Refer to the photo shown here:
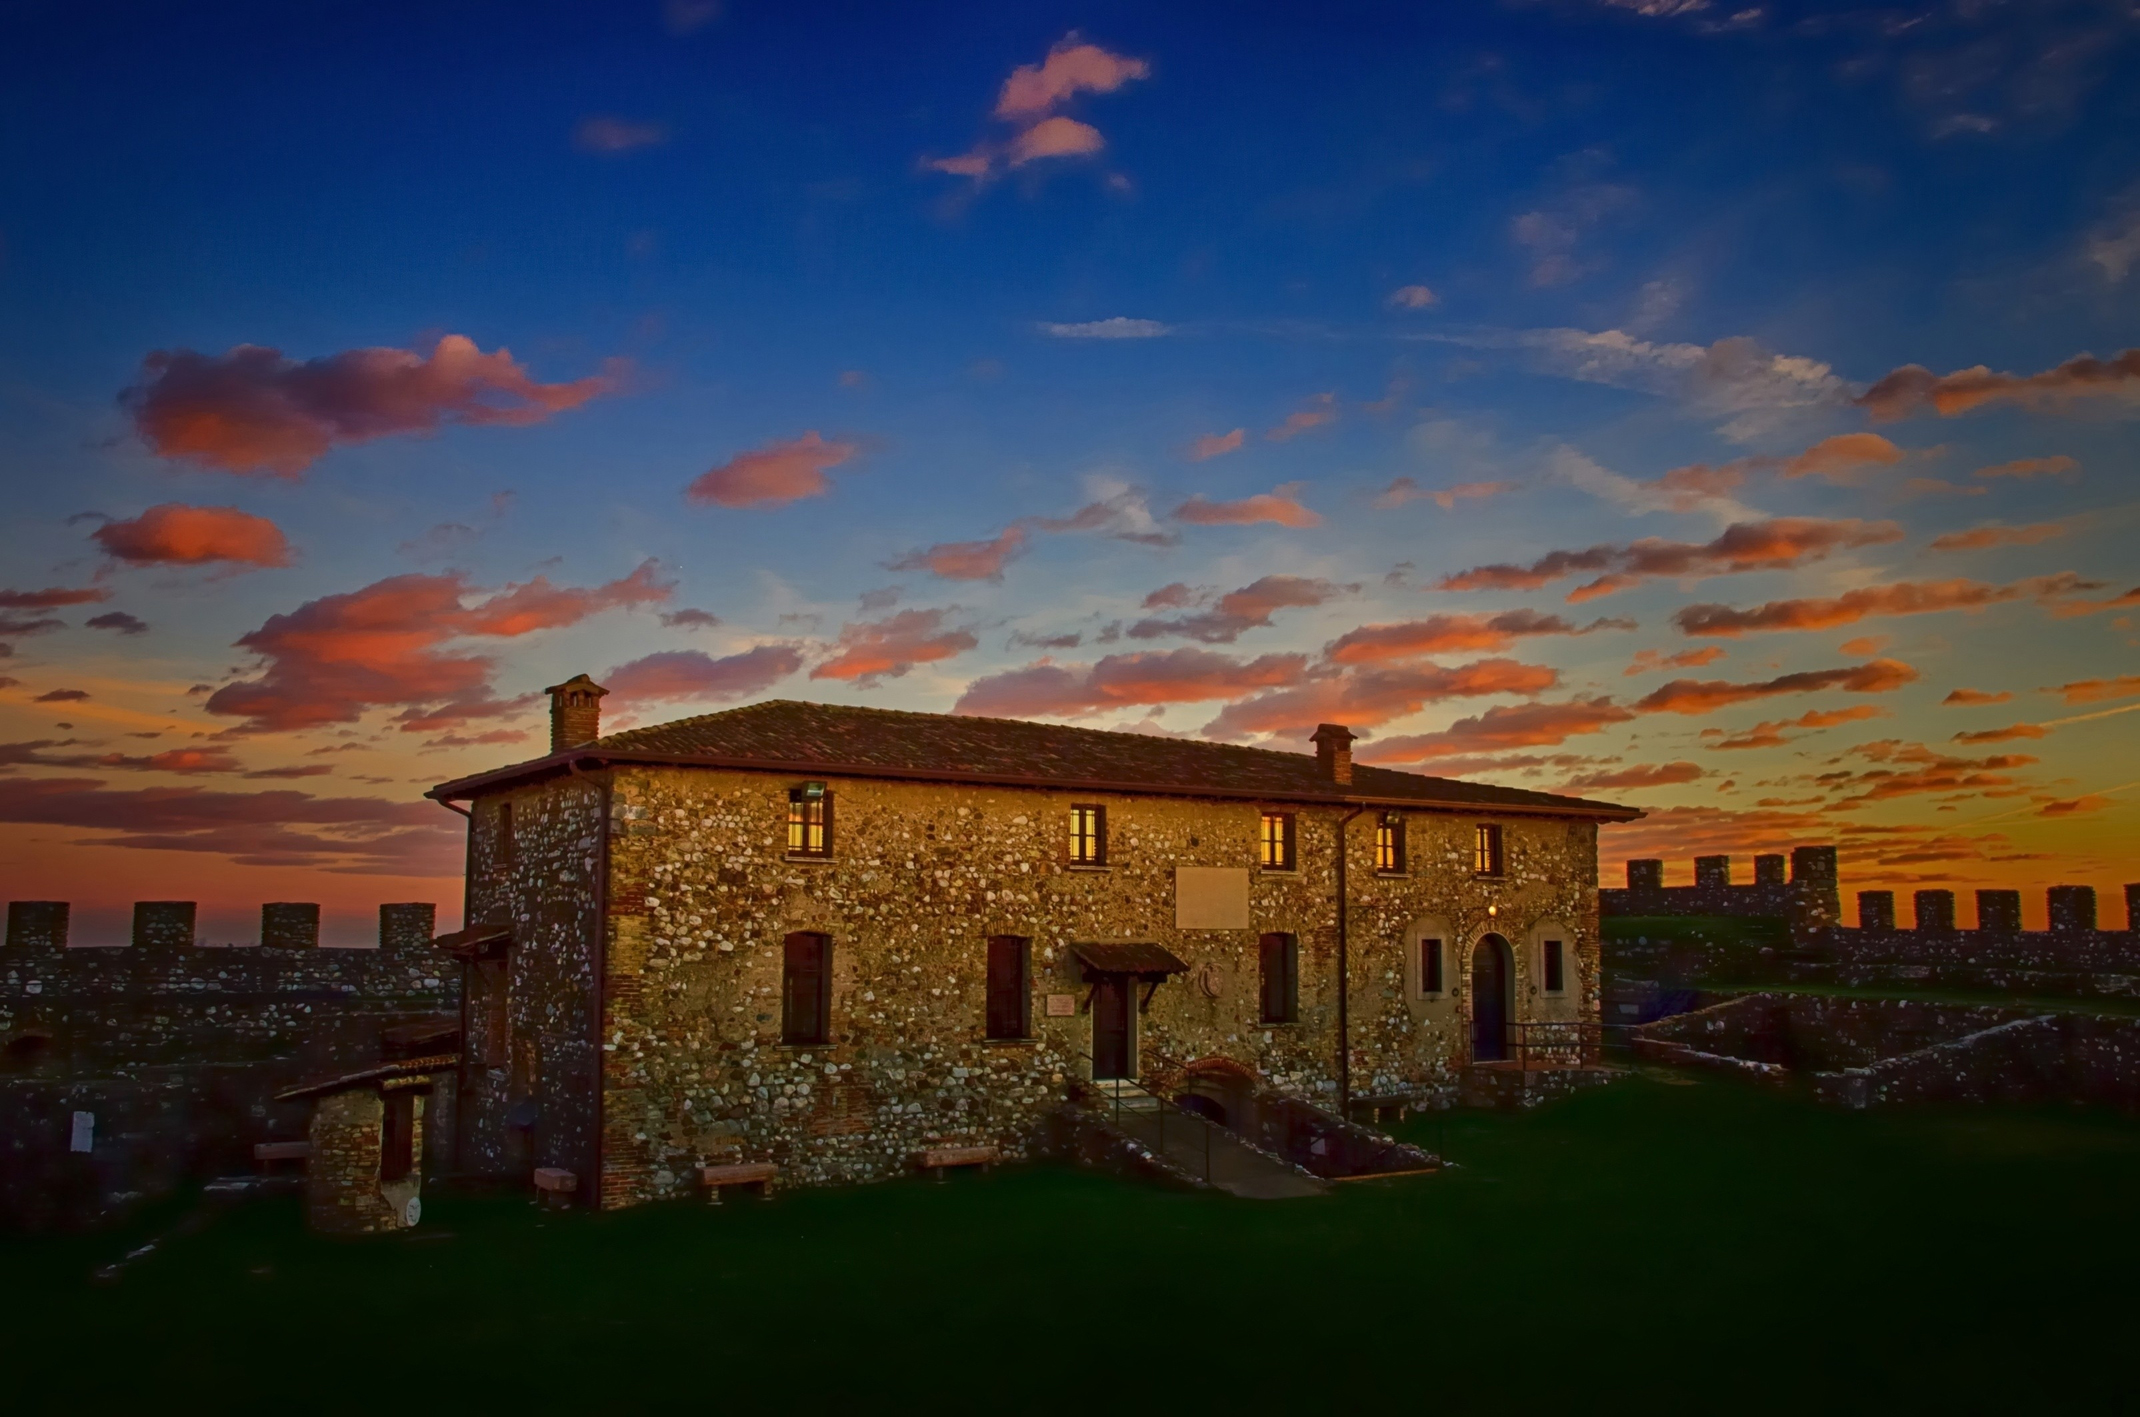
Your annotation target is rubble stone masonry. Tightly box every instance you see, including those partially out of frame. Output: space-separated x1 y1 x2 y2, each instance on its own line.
460 766 1605 1209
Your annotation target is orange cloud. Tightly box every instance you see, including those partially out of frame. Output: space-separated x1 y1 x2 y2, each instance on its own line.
2039 795 2112 817
1952 724 2047 743
1203 658 1560 740
1373 478 1516 511
953 648 1307 718
603 646 804 703
0 586 110 609
91 503 292 569
1943 687 2012 705
1010 115 1104 163
1634 658 1917 716
1363 698 1637 763
1625 646 1727 676
1265 393 1336 442
886 526 1028 582
1857 348 2140 420
2045 675 2140 705
125 335 618 477
1562 761 1703 791
1671 575 2087 637
1327 610 1624 664
685 431 861 508
1387 285 1438 310
1185 429 1245 461
206 564 669 732
1928 522 2064 552
1439 517 1901 598
1838 636 1888 656
1778 432 1905 481
811 609 979 685
1130 575 1350 645
1974 454 2078 480
930 35 1149 182
1701 704 1890 750
1173 485 1320 529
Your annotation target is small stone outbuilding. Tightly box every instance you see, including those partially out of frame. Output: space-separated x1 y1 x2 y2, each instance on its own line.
428 685 1638 1208
277 1054 456 1234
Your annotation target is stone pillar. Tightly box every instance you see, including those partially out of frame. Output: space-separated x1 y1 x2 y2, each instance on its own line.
1695 856 1730 889
2048 885 2097 934
261 902 321 949
1754 855 1785 885
132 901 196 949
6 901 68 950
1976 890 2022 934
380 903 437 952
1790 846 1838 884
1627 860 1664 891
1913 890 1956 932
1858 891 1896 932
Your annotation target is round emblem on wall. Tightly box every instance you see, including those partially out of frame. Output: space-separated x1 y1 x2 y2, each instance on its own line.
403 1195 422 1227
1193 962 1223 999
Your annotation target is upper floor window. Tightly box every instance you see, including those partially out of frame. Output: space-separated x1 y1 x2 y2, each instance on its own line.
782 931 833 1044
1543 938 1565 994
1259 932 1299 1023
1375 816 1406 874
496 800 516 868
787 787 833 858
986 935 1031 1040
1069 805 1107 866
1259 812 1296 871
1474 823 1505 877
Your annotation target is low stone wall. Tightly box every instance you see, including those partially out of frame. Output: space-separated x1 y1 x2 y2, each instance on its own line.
1630 992 2140 1113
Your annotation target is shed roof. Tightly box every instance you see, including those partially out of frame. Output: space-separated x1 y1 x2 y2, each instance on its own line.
275 1054 459 1103
429 699 1639 821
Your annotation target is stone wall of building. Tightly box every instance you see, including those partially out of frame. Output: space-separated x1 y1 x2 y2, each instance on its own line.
0 902 455 1230
305 1087 426 1235
455 780 604 1192
1599 847 1839 933
482 764 1608 1209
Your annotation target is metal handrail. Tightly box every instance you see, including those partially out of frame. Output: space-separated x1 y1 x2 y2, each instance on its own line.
1072 1050 1212 1183
1502 1019 1604 1069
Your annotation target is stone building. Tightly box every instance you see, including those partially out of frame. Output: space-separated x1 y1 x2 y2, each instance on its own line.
277 1054 455 1234
427 677 1638 1208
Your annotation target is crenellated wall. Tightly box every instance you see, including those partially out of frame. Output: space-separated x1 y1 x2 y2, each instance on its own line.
0 900 456 1231
1600 846 1840 932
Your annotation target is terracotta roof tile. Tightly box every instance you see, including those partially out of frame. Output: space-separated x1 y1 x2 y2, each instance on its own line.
432 699 1637 819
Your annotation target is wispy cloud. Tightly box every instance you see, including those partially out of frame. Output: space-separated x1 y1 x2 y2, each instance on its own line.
1039 317 1170 339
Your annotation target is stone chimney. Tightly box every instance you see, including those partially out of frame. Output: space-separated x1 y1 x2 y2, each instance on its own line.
1310 723 1355 786
545 674 610 753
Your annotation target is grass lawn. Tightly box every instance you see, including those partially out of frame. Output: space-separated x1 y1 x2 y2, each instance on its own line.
7 1073 2138 1413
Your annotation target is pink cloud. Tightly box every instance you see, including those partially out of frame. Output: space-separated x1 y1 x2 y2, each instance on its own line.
1928 522 2065 552
1671 574 2088 637
1362 698 1637 763
811 609 979 685
1858 348 2140 420
1173 484 1321 529
953 648 1307 719
1202 658 1560 740
125 335 619 477
994 36 1151 118
1438 517 1903 599
1974 455 2078 481
1562 761 1703 792
1129 575 1350 644
1326 609 1618 664
1265 393 1336 442
1373 478 1516 511
1186 429 1245 461
604 645 804 703
684 431 861 508
886 526 1028 582
1633 658 1919 715
1010 116 1105 164
0 586 111 609
91 503 292 569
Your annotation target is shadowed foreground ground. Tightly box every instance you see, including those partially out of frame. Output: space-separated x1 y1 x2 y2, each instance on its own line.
7 1073 2137 1412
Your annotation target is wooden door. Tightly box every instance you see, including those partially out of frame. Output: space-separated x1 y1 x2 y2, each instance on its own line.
1092 976 1132 1079
1472 936 1509 1061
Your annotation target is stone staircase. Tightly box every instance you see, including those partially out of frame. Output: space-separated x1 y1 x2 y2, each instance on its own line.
1098 1087 1330 1200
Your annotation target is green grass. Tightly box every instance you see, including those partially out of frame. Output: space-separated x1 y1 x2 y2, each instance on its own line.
6 1076 2137 1413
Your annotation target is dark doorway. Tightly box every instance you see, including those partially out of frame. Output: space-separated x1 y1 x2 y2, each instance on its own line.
1177 1092 1226 1126
1092 975 1132 1079
1472 934 1512 1062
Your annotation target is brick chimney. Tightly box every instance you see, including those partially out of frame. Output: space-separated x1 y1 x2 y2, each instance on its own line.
1311 722 1355 786
545 674 609 753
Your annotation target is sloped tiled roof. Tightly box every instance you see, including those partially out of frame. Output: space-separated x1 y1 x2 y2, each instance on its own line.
432 699 1639 819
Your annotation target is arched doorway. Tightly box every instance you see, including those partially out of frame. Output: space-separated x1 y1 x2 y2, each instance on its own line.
1472 934 1513 1061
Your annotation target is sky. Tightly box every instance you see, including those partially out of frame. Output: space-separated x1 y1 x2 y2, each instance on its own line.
2 0 2137 943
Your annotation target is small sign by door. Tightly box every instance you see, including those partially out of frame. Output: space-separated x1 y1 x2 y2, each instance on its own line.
1044 993 1076 1017
69 1111 95 1153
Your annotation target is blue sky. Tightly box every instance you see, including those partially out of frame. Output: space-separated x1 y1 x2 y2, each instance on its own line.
1 0 2136 939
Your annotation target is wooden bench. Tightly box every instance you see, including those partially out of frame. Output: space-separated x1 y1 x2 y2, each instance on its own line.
252 1140 312 1169
700 1162 778 1204
533 1167 578 1208
914 1145 1000 1183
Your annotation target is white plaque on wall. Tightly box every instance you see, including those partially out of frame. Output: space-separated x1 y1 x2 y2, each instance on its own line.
1045 993 1076 1017
69 1111 94 1153
1175 867 1251 930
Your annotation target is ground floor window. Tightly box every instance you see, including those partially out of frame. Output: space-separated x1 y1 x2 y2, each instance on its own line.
986 935 1030 1039
1421 937 1443 994
1259 932 1298 1023
380 1091 415 1183
783 932 833 1044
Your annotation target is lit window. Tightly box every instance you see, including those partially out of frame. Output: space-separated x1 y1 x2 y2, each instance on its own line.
1259 812 1296 870
1069 805 1106 866
1473 823 1504 877
1376 816 1406 873
787 788 832 857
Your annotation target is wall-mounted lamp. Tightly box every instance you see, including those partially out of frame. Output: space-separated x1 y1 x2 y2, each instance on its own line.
1381 812 1402 828
799 781 827 800
1487 904 1499 917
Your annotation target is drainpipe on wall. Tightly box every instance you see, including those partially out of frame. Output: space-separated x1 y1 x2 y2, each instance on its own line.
1334 804 1366 1120
435 798 473 1173
568 758 610 1211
